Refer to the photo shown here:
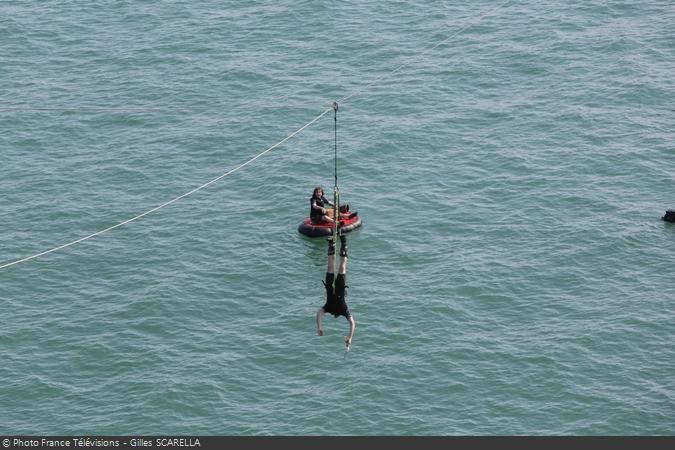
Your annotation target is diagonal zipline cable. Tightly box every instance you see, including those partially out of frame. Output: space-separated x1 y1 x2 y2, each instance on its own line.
1 1 511 270
0 107 332 270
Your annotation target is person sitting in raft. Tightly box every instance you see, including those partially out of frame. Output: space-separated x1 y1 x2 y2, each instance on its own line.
310 186 338 224
310 186 357 225
316 233 355 348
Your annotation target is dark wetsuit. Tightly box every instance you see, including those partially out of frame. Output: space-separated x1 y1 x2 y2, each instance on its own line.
310 195 332 224
322 273 350 318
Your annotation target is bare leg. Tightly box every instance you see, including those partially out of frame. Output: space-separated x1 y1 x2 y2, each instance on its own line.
338 254 347 274
338 234 348 274
326 237 336 274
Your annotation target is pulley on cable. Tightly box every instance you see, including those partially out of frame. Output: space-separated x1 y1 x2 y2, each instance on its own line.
298 101 362 238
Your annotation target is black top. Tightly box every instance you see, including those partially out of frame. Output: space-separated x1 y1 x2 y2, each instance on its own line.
310 195 333 222
323 273 350 318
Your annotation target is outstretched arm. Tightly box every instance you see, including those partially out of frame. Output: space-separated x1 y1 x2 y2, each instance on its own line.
345 315 356 347
322 196 334 207
316 308 325 336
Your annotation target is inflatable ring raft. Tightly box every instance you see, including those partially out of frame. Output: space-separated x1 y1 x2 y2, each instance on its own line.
298 213 362 237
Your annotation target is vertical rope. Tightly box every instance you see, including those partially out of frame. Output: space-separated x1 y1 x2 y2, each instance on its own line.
332 102 340 287
333 101 338 190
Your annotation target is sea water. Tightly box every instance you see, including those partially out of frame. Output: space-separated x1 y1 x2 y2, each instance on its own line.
1 0 674 435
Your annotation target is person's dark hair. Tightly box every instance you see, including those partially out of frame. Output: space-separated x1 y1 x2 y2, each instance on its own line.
313 186 323 198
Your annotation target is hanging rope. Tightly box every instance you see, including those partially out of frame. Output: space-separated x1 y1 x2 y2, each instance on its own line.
331 102 340 285
333 101 339 190
332 101 340 242
1 1 512 270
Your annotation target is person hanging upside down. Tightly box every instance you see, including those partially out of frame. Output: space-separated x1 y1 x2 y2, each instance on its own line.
310 186 358 225
316 233 355 348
